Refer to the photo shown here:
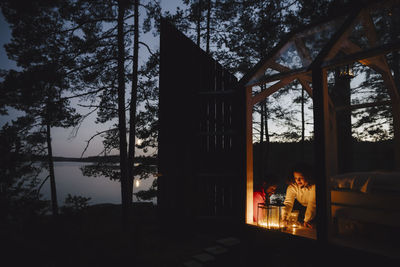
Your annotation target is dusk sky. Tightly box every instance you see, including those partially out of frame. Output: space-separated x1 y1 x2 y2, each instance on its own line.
0 0 183 158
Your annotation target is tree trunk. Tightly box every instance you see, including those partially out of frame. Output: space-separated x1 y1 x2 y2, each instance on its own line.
206 0 211 53
128 0 139 206
332 69 352 173
117 0 129 230
46 123 58 217
197 0 202 46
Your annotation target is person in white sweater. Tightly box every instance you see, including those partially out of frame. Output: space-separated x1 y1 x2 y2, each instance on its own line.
282 163 316 228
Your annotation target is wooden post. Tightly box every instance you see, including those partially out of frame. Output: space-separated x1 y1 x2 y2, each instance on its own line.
246 86 254 224
312 67 331 244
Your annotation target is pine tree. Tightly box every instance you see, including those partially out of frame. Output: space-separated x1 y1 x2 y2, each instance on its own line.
1 0 82 216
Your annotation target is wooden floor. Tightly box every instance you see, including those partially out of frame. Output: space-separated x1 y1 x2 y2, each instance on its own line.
250 222 317 239
281 225 317 239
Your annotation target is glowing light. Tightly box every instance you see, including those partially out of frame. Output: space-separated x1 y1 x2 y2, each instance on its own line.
258 222 283 229
135 179 140 188
257 204 283 229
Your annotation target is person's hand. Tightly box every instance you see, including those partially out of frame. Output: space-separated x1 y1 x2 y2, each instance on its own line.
303 221 314 228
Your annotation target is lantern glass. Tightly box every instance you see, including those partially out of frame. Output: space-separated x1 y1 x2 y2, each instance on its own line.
339 64 354 78
257 203 283 229
288 211 300 227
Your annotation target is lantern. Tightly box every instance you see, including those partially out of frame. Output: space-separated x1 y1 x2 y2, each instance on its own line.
339 64 354 79
257 203 283 229
288 211 300 228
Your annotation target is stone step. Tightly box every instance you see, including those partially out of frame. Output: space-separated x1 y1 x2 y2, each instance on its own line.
191 253 216 267
215 237 241 247
204 245 228 256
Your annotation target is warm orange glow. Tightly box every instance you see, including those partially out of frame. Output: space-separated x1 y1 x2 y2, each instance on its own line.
257 205 283 229
246 86 254 224
135 179 140 188
258 222 283 229
339 69 354 77
246 180 253 223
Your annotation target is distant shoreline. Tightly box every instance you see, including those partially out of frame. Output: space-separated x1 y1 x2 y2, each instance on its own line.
51 155 156 164
53 156 118 162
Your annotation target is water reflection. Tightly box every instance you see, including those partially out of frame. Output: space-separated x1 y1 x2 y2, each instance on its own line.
40 161 156 206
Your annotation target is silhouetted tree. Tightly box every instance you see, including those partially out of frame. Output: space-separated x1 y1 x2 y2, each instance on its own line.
1 0 82 216
0 120 48 225
59 0 161 228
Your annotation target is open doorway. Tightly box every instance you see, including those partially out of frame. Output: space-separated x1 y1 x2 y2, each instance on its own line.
247 78 317 239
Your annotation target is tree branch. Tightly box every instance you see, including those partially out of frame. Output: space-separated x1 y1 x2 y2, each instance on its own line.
69 107 99 139
139 42 155 56
36 175 50 199
80 128 116 158
61 87 106 100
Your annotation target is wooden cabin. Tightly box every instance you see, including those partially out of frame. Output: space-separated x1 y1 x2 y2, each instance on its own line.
159 0 400 264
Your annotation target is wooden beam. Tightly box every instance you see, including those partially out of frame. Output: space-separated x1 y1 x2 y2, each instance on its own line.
321 40 400 69
360 9 377 46
269 61 312 83
340 40 400 102
245 41 294 87
269 61 291 72
325 12 363 61
358 9 400 101
298 79 313 98
251 78 294 105
298 78 337 110
339 41 399 107
341 40 387 71
245 86 254 224
245 67 310 87
311 6 364 68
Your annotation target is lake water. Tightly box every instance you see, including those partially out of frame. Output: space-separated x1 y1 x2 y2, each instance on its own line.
40 161 156 206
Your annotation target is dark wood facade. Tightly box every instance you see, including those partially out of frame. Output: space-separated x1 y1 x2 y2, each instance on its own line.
158 19 246 228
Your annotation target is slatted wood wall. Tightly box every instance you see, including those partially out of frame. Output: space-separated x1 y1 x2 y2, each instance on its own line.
159 19 245 223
